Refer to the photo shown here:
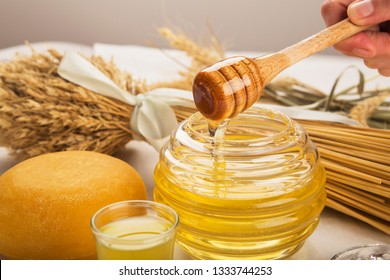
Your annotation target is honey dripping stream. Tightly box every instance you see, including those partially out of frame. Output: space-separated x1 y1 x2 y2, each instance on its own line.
208 120 229 197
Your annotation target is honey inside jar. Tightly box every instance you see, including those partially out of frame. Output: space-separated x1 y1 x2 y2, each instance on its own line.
154 107 326 259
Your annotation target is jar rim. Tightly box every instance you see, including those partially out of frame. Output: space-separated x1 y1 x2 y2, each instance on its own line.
186 106 295 145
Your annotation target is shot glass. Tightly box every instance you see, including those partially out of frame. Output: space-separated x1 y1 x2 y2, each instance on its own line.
91 200 179 260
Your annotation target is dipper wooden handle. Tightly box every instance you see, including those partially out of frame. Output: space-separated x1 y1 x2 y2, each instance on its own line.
193 19 371 123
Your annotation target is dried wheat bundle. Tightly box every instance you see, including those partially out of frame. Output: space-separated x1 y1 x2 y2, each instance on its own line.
298 120 390 234
0 49 148 159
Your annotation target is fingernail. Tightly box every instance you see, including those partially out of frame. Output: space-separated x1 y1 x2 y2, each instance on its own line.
349 0 374 19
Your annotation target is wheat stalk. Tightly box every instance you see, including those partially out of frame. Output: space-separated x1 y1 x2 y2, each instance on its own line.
349 93 390 128
150 28 225 91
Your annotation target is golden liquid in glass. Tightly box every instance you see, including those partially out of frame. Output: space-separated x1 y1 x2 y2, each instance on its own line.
96 216 175 260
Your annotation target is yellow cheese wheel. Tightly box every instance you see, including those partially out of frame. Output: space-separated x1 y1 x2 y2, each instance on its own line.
0 151 147 259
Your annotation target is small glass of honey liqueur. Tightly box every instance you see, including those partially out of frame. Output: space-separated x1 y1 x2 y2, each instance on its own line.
90 200 178 260
154 106 327 260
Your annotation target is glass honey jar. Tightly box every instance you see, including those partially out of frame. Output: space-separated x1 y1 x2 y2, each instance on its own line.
154 106 326 260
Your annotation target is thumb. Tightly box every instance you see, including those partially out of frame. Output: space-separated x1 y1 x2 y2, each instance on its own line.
348 0 390 25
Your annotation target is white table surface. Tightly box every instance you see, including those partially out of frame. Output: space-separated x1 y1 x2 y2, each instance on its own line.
0 42 389 260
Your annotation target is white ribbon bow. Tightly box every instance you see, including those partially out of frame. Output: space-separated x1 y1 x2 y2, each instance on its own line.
57 51 194 151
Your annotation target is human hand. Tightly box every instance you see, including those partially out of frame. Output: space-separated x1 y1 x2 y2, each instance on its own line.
321 0 390 76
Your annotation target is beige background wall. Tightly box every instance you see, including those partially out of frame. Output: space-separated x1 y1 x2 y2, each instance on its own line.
0 0 336 54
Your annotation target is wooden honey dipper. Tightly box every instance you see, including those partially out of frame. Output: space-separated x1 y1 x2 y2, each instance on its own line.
192 19 371 128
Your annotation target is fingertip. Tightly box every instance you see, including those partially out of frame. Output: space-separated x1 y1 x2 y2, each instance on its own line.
321 0 348 26
348 0 374 24
348 0 390 25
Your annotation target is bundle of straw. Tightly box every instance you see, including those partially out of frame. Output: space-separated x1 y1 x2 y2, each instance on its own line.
0 48 148 159
298 120 390 234
0 29 389 234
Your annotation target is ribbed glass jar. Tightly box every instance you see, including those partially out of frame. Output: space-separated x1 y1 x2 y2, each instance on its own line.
154 107 326 259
